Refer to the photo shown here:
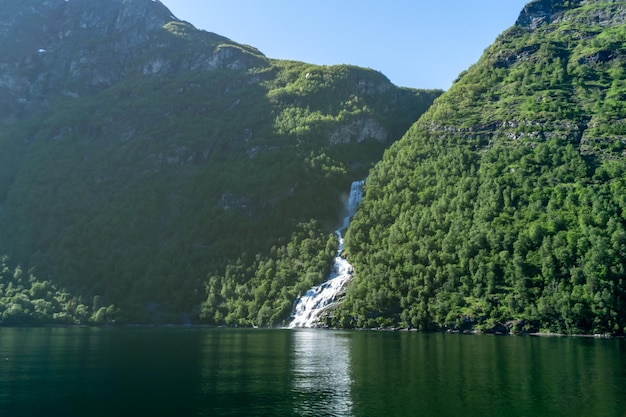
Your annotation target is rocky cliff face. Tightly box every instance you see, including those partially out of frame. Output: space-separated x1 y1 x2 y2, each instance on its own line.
516 0 626 29
0 0 263 123
515 0 578 29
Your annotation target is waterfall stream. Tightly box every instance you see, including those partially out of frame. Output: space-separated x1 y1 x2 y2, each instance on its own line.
289 180 364 328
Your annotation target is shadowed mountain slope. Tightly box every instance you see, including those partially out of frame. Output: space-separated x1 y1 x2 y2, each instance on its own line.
0 0 440 324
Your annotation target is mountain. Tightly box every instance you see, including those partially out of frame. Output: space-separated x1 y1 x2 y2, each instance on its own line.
336 0 626 335
0 0 441 324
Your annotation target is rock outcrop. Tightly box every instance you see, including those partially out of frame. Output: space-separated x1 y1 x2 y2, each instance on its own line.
0 0 264 123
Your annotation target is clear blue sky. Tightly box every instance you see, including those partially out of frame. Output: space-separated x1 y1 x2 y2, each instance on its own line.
159 1 530 90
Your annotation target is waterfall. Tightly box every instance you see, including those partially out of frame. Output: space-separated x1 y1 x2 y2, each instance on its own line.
343 180 364 229
289 180 364 328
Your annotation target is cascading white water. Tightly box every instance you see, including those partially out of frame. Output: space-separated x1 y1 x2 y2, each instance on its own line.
289 180 364 328
343 180 364 229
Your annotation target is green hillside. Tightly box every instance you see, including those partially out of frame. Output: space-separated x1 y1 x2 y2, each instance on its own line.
336 0 626 335
0 0 440 325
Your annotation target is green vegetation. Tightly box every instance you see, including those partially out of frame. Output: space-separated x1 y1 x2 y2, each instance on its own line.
0 255 116 325
333 0 626 335
0 2 440 325
200 221 337 327
8 0 626 334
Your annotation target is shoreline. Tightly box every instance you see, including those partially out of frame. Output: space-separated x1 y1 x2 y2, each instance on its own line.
1 323 624 339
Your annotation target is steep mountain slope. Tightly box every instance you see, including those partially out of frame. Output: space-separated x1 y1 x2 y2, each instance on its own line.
0 0 441 324
338 0 626 335
0 0 264 123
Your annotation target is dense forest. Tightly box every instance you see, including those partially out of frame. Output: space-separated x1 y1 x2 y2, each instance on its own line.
0 255 116 325
3 0 626 334
0 0 439 324
334 0 626 335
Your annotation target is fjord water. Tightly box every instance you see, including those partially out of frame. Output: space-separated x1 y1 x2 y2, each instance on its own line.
0 327 624 417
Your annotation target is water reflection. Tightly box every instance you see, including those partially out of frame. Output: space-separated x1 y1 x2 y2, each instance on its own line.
0 327 203 417
291 329 353 417
348 332 626 417
2 328 623 417
197 329 294 416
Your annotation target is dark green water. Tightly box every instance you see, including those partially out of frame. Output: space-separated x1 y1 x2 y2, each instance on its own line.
0 327 624 417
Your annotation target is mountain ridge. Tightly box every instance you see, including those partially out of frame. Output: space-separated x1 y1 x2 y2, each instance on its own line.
0 0 266 124
0 0 440 325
